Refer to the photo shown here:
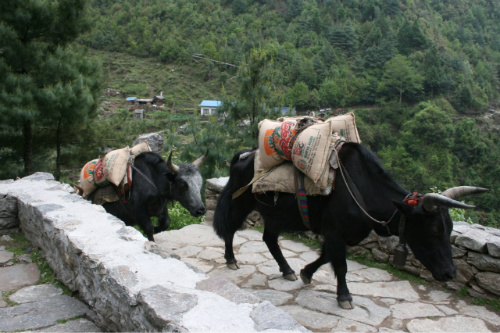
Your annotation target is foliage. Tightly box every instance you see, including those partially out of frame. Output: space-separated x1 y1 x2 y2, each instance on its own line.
140 202 203 235
167 201 204 230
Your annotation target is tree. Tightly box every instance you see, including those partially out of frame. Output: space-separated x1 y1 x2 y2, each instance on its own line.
397 20 427 56
0 0 101 178
221 48 281 143
287 82 311 110
378 55 423 103
423 45 444 97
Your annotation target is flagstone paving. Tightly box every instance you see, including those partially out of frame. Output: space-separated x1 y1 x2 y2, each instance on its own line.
155 223 500 332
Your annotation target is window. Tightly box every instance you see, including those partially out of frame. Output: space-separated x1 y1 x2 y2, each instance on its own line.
202 108 210 115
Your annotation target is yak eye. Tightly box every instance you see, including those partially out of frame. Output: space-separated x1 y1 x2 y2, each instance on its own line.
178 180 188 190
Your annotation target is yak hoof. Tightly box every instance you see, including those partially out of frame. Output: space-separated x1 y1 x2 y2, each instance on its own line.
283 272 298 281
337 298 355 310
227 262 239 270
300 270 312 285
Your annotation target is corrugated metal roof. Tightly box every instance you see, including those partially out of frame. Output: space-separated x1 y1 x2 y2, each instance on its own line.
198 100 222 107
126 97 137 101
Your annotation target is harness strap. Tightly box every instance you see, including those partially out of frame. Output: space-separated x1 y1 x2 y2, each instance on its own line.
232 167 277 200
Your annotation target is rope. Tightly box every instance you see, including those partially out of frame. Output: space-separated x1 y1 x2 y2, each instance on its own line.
131 164 159 192
336 149 398 226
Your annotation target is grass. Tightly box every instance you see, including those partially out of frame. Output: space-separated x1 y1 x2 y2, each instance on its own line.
456 287 500 312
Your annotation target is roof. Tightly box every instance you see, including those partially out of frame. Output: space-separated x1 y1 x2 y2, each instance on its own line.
198 100 222 107
126 97 137 101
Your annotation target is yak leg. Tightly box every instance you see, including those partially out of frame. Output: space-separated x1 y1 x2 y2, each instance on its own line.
224 202 254 270
300 245 329 284
133 204 155 242
324 234 354 309
155 205 170 233
263 228 297 281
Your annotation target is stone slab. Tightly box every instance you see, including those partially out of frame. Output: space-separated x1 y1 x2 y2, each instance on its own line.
295 290 391 326
407 315 490 332
390 302 444 320
37 318 101 332
348 280 420 301
206 177 229 192
248 288 294 306
0 295 92 332
9 284 63 303
0 249 14 264
0 263 40 292
279 305 340 331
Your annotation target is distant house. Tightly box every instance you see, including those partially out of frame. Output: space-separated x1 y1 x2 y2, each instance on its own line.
136 98 154 105
153 91 165 106
199 100 222 116
126 97 137 104
279 106 296 116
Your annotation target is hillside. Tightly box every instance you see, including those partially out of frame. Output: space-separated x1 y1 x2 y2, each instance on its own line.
82 0 500 112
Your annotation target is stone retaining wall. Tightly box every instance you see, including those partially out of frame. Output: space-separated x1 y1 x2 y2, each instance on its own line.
0 173 306 332
204 177 500 300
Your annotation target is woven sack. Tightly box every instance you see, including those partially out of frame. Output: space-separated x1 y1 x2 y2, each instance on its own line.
291 121 332 184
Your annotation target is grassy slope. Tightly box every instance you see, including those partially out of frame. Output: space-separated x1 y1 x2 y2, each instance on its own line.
93 50 233 112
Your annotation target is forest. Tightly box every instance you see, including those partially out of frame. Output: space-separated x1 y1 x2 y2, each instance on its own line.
1 0 499 226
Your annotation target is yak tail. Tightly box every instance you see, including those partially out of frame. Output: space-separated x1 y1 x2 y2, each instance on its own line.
213 181 238 241
213 149 255 242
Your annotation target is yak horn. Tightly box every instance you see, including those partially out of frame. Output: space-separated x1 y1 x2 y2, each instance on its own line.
192 149 209 168
441 186 489 201
423 193 475 213
167 152 180 174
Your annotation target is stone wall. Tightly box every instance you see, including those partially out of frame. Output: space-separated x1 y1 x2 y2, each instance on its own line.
0 173 306 332
204 177 500 299
347 223 500 299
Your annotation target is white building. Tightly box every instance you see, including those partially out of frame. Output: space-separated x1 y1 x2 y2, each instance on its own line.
198 100 222 116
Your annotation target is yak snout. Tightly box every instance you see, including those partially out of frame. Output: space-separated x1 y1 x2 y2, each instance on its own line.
433 265 456 282
193 206 207 217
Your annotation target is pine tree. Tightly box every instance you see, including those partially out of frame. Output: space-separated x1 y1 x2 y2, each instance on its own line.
0 0 101 178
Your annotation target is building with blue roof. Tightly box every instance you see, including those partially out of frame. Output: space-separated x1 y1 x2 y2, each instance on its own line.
198 100 222 116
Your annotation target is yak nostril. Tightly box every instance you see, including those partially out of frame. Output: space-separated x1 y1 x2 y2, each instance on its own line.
196 207 206 216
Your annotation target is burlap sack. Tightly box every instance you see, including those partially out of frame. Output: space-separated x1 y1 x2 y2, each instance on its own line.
325 112 361 143
291 121 332 184
102 147 130 186
258 119 285 169
130 140 151 155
